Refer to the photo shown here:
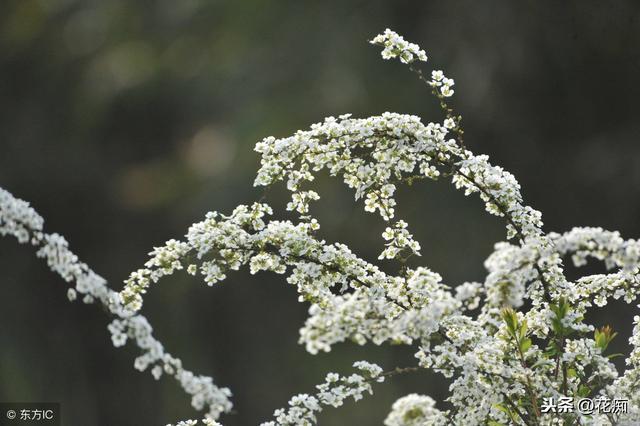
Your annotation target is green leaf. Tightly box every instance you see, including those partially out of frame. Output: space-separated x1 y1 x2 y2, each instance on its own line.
544 341 559 357
518 320 528 340
551 317 564 335
501 308 518 337
531 359 548 369
493 404 510 415
578 384 591 397
594 325 618 352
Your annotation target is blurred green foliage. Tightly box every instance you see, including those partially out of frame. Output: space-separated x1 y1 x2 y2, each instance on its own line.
1 0 639 424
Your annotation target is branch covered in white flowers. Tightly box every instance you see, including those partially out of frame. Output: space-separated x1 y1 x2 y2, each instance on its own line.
0 188 233 421
3 28 640 425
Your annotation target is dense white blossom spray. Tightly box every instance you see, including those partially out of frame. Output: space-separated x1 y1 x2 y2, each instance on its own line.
2 29 639 425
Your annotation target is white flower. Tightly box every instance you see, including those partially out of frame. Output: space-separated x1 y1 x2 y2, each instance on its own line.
67 288 77 301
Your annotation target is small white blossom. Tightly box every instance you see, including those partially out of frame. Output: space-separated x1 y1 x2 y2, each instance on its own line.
67 288 77 302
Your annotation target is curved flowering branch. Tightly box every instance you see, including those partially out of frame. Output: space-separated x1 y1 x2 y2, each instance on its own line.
116 29 640 425
260 361 385 426
0 188 232 420
3 29 640 426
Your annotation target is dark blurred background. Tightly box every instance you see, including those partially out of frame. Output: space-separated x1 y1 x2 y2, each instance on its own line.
1 1 639 424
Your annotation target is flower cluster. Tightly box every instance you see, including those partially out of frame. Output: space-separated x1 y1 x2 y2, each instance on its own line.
429 70 455 97
380 220 420 260
261 361 383 426
370 28 428 64
3 29 640 426
167 419 221 426
384 394 447 426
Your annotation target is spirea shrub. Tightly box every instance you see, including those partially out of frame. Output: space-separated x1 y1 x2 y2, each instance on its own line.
1 29 639 426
